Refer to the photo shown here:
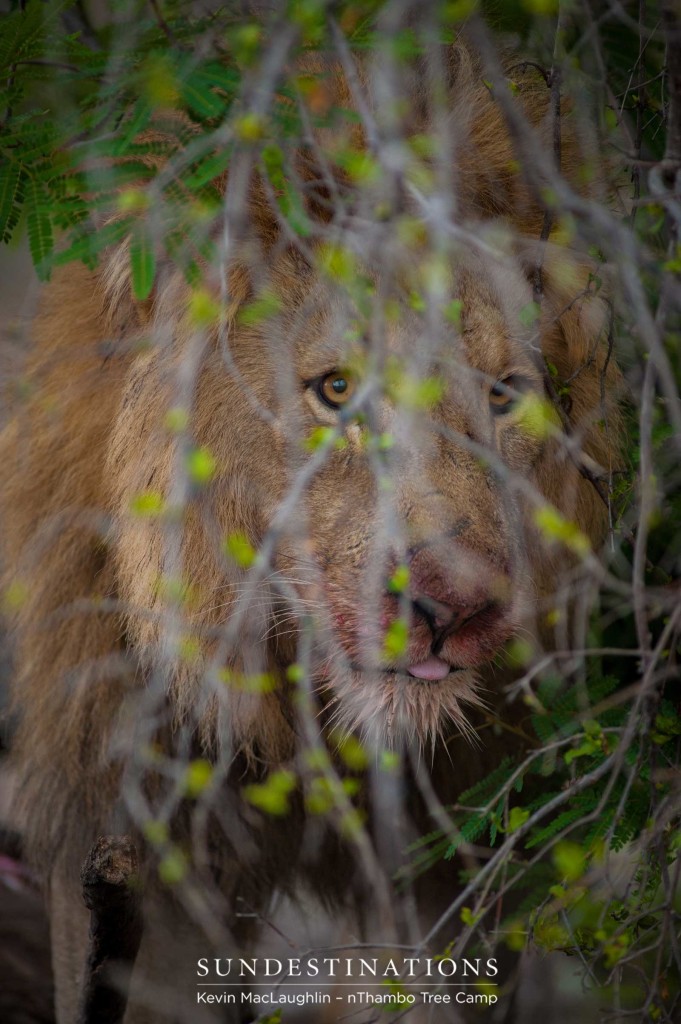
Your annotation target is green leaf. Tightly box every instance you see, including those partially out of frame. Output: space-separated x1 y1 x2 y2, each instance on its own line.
526 807 585 850
130 220 156 301
186 446 216 485
220 669 276 693
181 63 237 119
519 300 541 326
223 531 256 568
183 759 213 798
286 663 305 684
237 290 282 326
51 216 134 271
243 770 296 816
460 906 482 926
508 806 530 832
457 757 515 806
304 426 337 451
564 738 600 765
534 505 591 557
115 100 153 152
553 841 586 882
383 618 408 659
181 78 226 119
183 145 234 190
158 846 187 885
388 564 410 594
0 160 25 243
444 813 487 859
143 819 168 846
130 490 165 517
25 178 53 279
0 0 70 72
336 735 369 771
261 142 312 236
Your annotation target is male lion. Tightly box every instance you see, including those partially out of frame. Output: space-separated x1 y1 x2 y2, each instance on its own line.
0 35 620 1024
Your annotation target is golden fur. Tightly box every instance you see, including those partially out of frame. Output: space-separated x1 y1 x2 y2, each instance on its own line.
1 43 622 1022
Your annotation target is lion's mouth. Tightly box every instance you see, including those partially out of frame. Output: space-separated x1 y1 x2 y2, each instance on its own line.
345 601 510 683
404 654 455 682
379 655 460 683
351 658 464 684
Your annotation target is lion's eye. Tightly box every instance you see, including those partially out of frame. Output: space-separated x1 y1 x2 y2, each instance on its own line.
316 371 355 409
490 377 518 415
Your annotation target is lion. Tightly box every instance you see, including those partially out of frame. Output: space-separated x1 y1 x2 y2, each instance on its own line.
0 38 621 1024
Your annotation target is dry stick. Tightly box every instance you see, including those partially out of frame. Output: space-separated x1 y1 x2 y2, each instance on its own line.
631 0 647 220
532 26 563 305
662 1 681 173
77 835 143 1024
148 0 179 47
636 0 681 661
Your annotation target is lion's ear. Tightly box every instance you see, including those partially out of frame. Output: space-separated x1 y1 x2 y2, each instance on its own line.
96 230 164 336
538 251 623 470
539 252 611 377
98 226 264 345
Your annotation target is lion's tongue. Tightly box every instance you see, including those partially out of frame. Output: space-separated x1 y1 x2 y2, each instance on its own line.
407 656 451 681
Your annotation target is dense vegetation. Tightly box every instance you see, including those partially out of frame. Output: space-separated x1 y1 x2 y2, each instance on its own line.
1 1 680 1021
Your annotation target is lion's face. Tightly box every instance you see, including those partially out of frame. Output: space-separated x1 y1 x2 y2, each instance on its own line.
109 224 613 753
88 50 619 757
160 244 576 749
292 272 542 743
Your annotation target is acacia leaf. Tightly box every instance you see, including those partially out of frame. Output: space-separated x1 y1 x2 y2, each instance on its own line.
25 177 53 279
130 219 156 301
0 160 24 243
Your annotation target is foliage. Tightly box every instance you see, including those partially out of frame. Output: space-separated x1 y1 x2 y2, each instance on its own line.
405 668 680 1012
1 1 680 1022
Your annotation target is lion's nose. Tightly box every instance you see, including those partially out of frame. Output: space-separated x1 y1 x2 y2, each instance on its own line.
405 547 473 635
411 591 491 639
411 593 500 659
411 593 458 633
399 545 507 655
